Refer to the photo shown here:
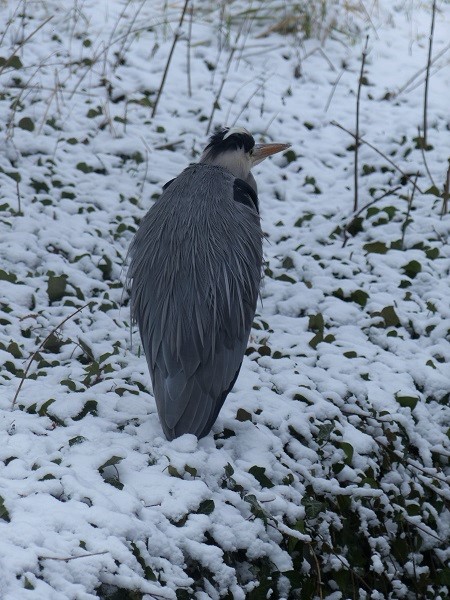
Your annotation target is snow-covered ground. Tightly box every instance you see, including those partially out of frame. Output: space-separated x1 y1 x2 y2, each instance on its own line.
0 1 449 598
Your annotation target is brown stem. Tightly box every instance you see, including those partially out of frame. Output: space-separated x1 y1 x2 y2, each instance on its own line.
331 120 424 195
11 302 91 408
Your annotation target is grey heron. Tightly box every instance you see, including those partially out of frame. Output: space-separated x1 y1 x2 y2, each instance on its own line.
128 127 290 440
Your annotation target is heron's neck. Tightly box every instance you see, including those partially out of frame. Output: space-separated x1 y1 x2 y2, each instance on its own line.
199 152 257 192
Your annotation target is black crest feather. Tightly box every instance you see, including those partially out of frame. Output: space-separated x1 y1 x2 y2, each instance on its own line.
205 127 255 157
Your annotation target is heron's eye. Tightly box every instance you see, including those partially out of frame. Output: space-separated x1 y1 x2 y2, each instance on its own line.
249 149 254 156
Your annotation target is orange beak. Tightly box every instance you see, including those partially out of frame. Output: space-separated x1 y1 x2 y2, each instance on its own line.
252 142 291 165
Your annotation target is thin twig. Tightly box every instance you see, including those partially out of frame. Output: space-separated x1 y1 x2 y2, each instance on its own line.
354 35 369 212
401 173 419 250
342 186 402 247
423 0 437 150
16 179 22 215
39 551 108 561
11 302 92 408
0 16 53 77
186 2 193 98
331 120 424 194
308 543 324 600
418 127 436 187
151 0 190 119
442 161 450 218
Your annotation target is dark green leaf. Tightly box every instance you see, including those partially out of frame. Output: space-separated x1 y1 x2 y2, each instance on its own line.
282 256 294 269
424 185 441 197
98 456 123 472
0 55 23 69
236 408 252 422
23 577 34 590
38 398 55 417
249 465 274 489
302 497 324 519
308 331 323 349
308 313 324 332
69 435 87 447
184 464 197 477
72 400 98 421
0 496 10 522
363 241 388 254
0 270 17 283
196 499 215 515
18 117 35 131
339 441 354 464
380 305 401 327
350 289 369 307
130 542 156 581
395 395 419 409
317 422 334 442
47 273 68 302
402 260 422 279
103 477 124 490
167 465 182 478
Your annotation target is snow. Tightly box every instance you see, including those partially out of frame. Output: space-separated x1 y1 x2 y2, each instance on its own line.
0 0 449 598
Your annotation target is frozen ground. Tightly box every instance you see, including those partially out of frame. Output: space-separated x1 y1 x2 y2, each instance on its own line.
0 1 449 598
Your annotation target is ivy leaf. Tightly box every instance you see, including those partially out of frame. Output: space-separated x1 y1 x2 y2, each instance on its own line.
402 260 422 279
363 241 388 254
18 117 35 131
0 496 10 522
339 441 354 464
302 496 324 519
98 456 123 472
72 400 98 421
236 408 252 422
395 394 419 410
0 55 23 69
47 273 68 303
196 499 215 515
380 306 400 327
249 466 274 489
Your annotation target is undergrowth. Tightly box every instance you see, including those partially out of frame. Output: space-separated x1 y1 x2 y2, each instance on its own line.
0 1 449 599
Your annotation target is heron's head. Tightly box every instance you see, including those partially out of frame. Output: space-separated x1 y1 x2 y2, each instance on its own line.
199 126 290 186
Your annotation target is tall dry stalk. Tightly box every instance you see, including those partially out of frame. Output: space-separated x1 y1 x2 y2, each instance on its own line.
354 35 369 212
151 0 190 119
423 0 437 149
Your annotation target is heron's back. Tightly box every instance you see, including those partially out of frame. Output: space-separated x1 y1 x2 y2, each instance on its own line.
128 164 263 439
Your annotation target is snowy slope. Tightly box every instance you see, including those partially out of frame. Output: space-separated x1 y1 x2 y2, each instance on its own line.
0 1 449 599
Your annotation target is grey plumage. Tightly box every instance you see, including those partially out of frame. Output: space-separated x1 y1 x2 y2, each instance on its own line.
127 127 289 440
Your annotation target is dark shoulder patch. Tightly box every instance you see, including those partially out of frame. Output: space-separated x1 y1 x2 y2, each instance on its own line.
162 178 175 191
233 179 259 213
